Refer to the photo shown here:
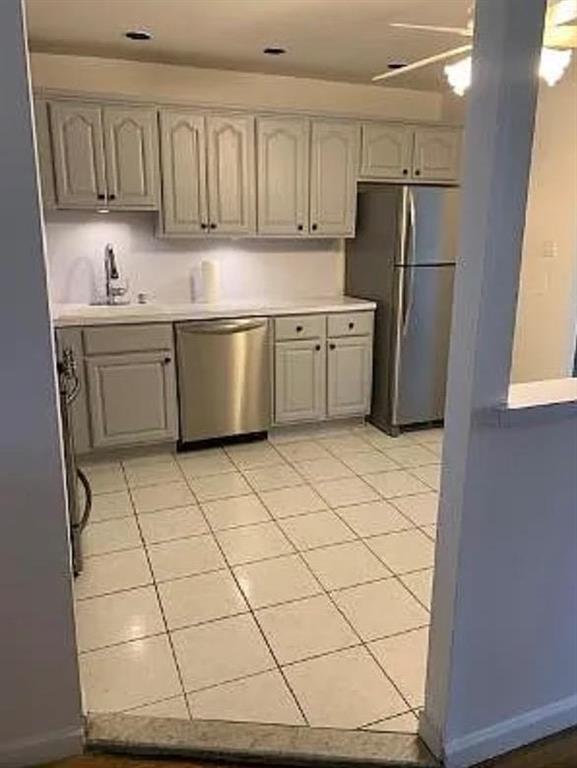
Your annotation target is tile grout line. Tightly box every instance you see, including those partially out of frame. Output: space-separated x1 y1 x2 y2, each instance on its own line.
239 435 419 718
78 424 442 729
221 445 313 727
127 458 197 721
286 538 417 718
259 434 428 721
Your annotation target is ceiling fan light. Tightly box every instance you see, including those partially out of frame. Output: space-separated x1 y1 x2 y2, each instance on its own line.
539 46 572 86
444 56 472 96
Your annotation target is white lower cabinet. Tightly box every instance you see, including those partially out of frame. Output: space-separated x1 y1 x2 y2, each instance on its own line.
327 336 372 417
86 350 178 448
274 340 325 424
273 312 374 425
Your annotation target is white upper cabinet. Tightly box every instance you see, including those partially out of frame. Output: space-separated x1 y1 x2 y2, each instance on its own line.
206 114 256 235
309 120 359 237
360 122 461 183
257 117 309 236
49 100 159 209
360 123 413 180
50 101 107 208
160 110 209 234
412 126 461 182
103 106 159 208
33 99 57 210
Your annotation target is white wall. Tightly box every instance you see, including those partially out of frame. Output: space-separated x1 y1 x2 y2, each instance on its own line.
512 57 577 381
44 211 344 305
30 52 443 121
0 2 82 765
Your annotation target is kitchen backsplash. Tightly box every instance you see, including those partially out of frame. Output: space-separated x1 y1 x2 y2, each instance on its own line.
44 211 345 305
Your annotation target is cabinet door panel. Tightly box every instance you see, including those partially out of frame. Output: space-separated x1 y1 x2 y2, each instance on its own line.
50 101 106 207
360 123 412 180
257 117 309 236
86 352 177 448
310 120 358 237
207 114 256 235
327 337 372 418
103 106 159 208
413 127 461 182
274 340 325 424
34 100 57 210
160 111 208 234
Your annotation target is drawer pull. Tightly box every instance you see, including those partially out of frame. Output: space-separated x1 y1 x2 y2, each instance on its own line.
315 344 321 351
348 322 355 330
163 357 172 365
329 343 336 350
296 325 303 333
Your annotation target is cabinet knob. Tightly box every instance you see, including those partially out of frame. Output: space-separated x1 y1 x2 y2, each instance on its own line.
210 223 217 230
109 193 117 200
296 325 303 333
297 224 304 231
329 343 336 350
97 193 106 200
402 169 408 176
414 169 421 177
163 357 172 365
315 344 321 351
348 322 355 330
311 223 318 231
200 222 208 230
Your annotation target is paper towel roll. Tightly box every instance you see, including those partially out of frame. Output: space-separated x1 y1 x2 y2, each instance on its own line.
201 260 220 303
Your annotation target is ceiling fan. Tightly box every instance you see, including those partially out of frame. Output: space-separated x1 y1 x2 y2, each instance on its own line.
372 0 577 95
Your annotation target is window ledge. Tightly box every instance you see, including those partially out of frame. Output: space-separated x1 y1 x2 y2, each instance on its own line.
482 378 577 426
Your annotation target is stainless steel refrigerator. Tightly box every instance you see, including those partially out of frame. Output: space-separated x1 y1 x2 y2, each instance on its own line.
345 184 460 434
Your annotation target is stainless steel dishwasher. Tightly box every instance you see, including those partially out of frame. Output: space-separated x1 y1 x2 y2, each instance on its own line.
176 318 270 443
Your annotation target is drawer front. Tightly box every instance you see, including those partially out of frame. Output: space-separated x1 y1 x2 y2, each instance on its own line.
83 324 174 355
274 314 326 341
328 311 373 337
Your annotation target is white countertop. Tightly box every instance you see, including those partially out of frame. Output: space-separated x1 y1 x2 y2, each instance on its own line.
507 378 577 409
482 377 577 426
52 296 376 327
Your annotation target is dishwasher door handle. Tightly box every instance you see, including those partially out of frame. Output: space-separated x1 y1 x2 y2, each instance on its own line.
177 319 267 335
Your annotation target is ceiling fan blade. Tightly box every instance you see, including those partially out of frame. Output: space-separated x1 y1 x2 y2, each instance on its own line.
390 22 473 37
543 24 577 46
546 0 577 27
372 44 472 83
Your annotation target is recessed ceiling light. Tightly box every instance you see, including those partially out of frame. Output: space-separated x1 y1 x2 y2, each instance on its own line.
124 29 153 41
388 61 408 70
263 46 287 56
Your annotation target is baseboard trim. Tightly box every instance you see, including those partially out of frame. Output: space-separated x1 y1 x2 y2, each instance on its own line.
444 695 577 768
417 711 443 761
0 725 83 767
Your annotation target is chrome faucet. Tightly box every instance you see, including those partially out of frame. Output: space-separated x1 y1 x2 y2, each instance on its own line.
104 244 128 305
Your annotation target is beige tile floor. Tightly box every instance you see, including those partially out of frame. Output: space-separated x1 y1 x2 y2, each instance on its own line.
76 422 442 733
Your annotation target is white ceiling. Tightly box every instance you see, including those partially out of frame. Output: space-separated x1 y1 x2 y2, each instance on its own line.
25 0 473 91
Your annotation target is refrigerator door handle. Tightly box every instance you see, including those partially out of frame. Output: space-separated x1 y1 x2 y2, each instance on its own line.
402 190 417 336
391 266 405 424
